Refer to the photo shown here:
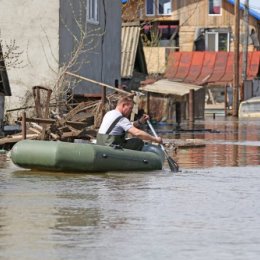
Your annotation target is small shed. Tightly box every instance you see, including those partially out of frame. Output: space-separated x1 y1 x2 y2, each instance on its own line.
140 79 205 123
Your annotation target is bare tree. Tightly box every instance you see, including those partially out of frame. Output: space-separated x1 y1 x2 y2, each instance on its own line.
0 33 25 70
48 0 104 112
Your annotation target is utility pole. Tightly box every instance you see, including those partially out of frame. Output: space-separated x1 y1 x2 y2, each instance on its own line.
233 0 240 117
241 0 249 102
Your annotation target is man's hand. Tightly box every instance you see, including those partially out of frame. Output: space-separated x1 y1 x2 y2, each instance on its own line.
139 114 149 124
154 136 163 144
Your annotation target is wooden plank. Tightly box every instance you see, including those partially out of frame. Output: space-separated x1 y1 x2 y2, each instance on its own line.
0 134 39 145
22 117 94 127
66 71 131 95
28 127 41 135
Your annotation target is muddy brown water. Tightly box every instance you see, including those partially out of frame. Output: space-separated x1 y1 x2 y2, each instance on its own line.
0 116 260 260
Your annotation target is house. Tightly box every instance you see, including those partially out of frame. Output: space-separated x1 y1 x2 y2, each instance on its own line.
122 1 260 121
0 0 122 125
122 0 260 51
122 0 260 73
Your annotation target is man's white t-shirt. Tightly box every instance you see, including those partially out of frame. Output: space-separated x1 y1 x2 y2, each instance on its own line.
98 110 133 135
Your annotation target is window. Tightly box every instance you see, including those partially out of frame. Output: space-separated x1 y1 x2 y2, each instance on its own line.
146 0 172 16
206 32 217 51
158 0 172 15
208 0 222 15
241 102 260 112
87 0 98 24
205 31 229 51
142 22 178 47
218 33 229 51
146 0 155 16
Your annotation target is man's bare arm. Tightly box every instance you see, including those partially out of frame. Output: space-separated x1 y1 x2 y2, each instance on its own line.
128 126 162 144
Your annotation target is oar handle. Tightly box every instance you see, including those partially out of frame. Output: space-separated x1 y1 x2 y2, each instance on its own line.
147 120 166 152
147 120 158 137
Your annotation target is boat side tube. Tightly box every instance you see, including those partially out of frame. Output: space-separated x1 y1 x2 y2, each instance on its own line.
11 140 164 172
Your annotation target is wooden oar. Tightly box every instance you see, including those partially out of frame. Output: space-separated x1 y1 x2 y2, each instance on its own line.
147 120 179 172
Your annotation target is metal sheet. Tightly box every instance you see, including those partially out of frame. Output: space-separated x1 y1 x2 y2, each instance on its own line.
195 52 217 85
174 52 193 80
220 52 234 83
207 52 229 83
165 51 181 79
248 51 260 79
166 51 260 85
121 23 140 79
140 79 202 96
185 52 205 83
227 0 260 21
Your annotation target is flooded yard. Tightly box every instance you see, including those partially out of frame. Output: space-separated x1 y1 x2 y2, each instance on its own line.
171 116 260 168
0 116 260 260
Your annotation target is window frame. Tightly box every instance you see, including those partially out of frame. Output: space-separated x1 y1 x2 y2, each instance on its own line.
205 31 230 51
87 0 99 24
146 0 172 16
208 0 222 16
158 0 172 16
205 32 218 51
146 0 155 16
218 32 230 51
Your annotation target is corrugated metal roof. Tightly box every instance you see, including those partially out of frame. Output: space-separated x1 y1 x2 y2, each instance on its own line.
165 51 260 85
121 23 140 79
139 79 202 96
227 0 260 21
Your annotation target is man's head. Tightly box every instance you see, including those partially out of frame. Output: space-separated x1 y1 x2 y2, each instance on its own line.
116 96 134 117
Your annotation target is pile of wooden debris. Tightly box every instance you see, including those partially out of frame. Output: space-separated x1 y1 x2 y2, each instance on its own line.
0 84 130 150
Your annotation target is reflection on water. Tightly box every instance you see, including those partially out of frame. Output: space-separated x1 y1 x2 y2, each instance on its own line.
0 117 260 260
168 117 260 168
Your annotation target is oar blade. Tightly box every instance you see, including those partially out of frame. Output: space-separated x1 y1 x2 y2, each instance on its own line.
167 156 179 172
147 119 180 172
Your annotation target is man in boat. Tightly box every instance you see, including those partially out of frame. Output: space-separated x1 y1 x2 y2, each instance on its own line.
96 96 162 150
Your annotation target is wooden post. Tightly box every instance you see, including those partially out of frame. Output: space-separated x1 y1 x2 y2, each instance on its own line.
240 82 244 102
146 92 150 116
114 79 119 88
224 85 228 116
176 102 181 125
241 0 249 104
242 0 249 84
189 89 194 122
101 85 106 118
233 0 240 117
22 111 26 139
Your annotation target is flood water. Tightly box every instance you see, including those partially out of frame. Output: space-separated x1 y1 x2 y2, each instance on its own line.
0 116 260 260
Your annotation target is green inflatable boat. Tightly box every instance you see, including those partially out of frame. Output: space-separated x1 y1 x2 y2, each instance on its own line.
10 140 165 172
